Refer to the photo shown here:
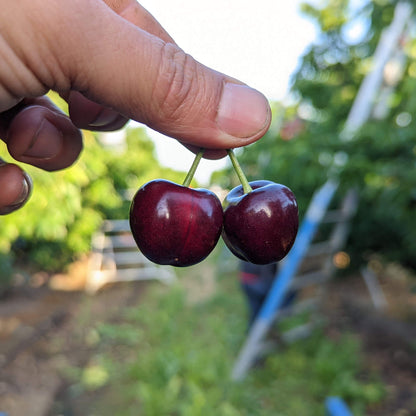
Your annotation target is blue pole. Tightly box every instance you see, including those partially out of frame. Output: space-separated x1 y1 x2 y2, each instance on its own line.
258 179 338 321
232 179 338 380
325 397 353 416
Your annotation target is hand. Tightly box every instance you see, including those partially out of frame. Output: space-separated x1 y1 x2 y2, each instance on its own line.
0 0 271 215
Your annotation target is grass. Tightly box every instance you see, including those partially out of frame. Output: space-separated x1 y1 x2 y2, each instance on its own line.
65 245 385 415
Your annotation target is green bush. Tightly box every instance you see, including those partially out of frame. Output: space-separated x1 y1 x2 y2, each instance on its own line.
213 0 416 271
216 107 416 271
0 252 13 295
0 126 187 280
289 0 416 270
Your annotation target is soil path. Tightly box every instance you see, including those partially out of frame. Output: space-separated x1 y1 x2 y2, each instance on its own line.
0 263 415 415
0 280 147 416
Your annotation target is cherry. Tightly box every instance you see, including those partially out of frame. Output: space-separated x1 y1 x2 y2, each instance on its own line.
129 151 223 267
222 150 298 265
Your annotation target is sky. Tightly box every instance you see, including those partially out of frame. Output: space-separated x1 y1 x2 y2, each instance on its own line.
133 0 319 183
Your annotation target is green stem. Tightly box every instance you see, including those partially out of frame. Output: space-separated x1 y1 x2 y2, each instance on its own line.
227 149 252 194
182 148 204 187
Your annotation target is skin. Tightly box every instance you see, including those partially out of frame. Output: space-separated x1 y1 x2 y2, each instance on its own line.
0 0 271 215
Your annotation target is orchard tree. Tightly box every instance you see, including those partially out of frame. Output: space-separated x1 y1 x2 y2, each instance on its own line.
216 0 416 270
0 96 187 283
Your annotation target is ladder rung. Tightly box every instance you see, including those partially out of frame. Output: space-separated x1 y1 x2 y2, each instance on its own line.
305 241 333 257
274 298 319 321
93 234 138 251
86 266 175 293
291 270 330 290
107 267 171 282
112 251 148 267
321 210 346 223
102 219 131 233
104 234 136 250
281 321 318 343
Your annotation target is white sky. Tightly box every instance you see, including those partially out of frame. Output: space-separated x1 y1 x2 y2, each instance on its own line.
134 0 318 183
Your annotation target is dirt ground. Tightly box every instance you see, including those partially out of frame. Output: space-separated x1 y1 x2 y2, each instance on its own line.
0 257 150 416
0 259 415 416
324 268 416 416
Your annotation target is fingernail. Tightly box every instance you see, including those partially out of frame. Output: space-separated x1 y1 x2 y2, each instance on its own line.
0 173 32 215
88 107 120 128
23 119 63 159
217 83 271 139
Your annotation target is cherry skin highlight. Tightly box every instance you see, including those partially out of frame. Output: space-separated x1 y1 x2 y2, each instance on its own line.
130 179 223 267
222 180 298 265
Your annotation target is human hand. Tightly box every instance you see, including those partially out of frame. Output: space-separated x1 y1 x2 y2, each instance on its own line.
0 0 271 215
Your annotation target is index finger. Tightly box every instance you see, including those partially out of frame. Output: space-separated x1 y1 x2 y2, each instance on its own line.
103 0 176 44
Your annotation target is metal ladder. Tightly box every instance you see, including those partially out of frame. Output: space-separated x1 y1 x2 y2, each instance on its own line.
232 180 358 380
86 219 176 294
231 1 412 381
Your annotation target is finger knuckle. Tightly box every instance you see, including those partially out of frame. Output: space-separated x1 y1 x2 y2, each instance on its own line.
152 43 201 122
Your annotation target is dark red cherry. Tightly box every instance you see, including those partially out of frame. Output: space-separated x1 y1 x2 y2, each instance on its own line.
130 179 223 267
223 180 298 264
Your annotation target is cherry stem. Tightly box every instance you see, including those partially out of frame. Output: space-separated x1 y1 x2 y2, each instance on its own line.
182 148 204 187
227 149 253 194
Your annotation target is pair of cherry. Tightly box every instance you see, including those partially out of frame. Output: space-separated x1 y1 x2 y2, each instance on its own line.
129 149 299 267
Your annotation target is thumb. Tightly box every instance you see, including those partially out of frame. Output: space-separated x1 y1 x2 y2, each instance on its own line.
57 1 271 150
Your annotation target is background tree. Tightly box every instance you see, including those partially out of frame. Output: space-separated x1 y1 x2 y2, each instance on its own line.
0 93 188 288
215 0 416 271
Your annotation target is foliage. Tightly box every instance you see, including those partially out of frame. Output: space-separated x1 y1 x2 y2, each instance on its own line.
66 250 384 416
215 0 416 270
0 123 187 280
294 0 416 270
